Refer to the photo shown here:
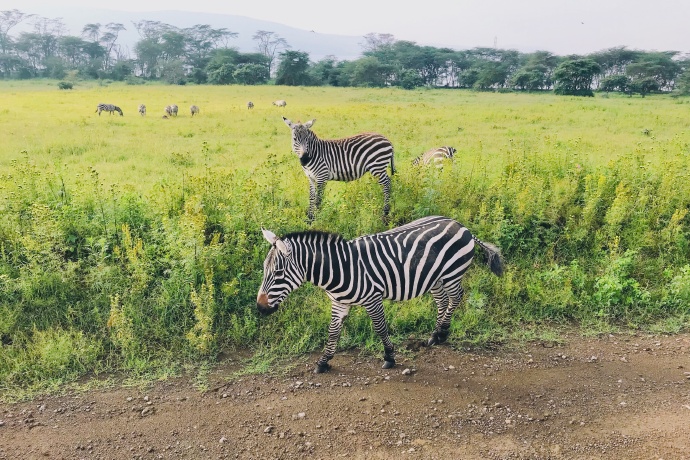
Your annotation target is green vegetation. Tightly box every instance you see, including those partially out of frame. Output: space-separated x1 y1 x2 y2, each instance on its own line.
1 81 689 399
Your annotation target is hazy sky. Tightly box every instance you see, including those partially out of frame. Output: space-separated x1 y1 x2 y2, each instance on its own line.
11 0 690 54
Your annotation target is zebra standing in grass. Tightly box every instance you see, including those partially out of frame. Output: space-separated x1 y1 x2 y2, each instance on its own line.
138 104 146 116
165 104 178 117
247 101 254 109
257 216 504 373
95 103 123 116
283 117 395 223
273 100 287 107
412 146 456 166
190 105 199 116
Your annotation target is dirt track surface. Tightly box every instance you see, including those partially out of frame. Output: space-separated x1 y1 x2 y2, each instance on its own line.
1 332 689 460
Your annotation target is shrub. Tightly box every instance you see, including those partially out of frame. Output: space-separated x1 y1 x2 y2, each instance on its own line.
57 81 73 90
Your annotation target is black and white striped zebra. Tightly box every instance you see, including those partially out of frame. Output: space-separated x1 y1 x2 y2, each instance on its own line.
165 104 178 117
412 146 456 166
138 104 146 116
247 101 254 109
257 215 504 373
190 105 199 116
95 103 123 116
273 100 286 107
283 117 395 223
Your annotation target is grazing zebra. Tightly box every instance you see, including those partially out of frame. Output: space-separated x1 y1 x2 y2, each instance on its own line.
95 103 123 116
412 146 456 167
165 104 178 117
273 100 287 107
138 104 146 116
283 117 395 223
257 216 504 373
247 101 254 109
190 105 199 117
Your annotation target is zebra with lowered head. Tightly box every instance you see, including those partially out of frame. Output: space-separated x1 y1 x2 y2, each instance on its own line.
257 215 504 373
283 117 395 223
165 104 178 117
138 104 146 116
190 105 199 116
247 101 254 109
95 103 123 116
273 100 287 107
412 146 456 167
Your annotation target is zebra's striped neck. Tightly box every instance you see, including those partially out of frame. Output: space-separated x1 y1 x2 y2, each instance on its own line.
282 231 352 290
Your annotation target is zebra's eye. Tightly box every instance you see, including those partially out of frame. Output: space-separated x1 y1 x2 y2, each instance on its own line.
274 268 285 278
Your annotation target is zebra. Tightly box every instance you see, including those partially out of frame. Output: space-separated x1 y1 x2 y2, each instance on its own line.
273 100 287 107
283 117 395 223
257 216 504 373
412 146 456 167
95 103 123 116
190 105 199 117
247 101 254 109
165 104 178 117
138 104 146 116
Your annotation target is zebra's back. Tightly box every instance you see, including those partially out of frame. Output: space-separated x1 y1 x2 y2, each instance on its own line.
190 105 199 116
351 216 474 301
413 146 456 166
313 133 395 181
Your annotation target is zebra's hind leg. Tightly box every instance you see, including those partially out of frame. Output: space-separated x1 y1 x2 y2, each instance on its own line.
315 302 350 373
306 180 325 224
364 297 396 369
432 280 465 345
427 280 450 346
375 172 392 224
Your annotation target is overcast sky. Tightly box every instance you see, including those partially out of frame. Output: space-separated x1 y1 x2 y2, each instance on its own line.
10 0 690 54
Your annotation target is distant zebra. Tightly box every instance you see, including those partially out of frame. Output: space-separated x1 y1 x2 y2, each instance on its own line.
165 104 178 117
272 100 287 107
95 103 123 116
138 104 146 116
190 105 199 117
412 146 456 167
247 101 254 109
257 216 504 373
283 117 395 223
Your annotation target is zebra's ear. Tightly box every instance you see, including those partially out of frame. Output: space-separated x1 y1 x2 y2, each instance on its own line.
275 239 290 256
262 228 278 245
282 117 293 128
304 119 316 129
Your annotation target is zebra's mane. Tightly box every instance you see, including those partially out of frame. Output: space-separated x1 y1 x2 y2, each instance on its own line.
281 230 345 243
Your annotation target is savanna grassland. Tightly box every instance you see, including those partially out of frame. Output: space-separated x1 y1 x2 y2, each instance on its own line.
1 80 690 400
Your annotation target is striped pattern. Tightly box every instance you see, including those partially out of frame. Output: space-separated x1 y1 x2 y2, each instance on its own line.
283 117 395 223
190 105 199 116
165 104 178 117
272 100 287 107
247 101 254 109
412 146 456 166
95 103 123 116
138 104 146 116
257 216 503 372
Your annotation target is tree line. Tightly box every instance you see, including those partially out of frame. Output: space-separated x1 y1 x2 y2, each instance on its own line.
2 10 690 96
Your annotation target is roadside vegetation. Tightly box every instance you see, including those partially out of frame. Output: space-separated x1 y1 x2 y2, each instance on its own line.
0 81 689 399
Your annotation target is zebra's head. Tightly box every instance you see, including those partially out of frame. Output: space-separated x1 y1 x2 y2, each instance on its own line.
257 229 303 315
283 117 316 158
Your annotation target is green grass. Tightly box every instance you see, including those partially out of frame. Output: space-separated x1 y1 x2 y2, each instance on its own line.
1 80 689 399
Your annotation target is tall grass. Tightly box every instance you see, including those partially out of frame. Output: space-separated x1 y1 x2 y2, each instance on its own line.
1 80 689 396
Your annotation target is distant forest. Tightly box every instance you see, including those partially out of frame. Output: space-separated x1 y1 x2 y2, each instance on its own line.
2 9 690 96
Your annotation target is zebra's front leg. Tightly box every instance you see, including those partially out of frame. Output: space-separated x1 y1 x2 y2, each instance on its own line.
428 281 450 346
364 297 396 369
377 173 392 223
315 302 350 373
306 180 326 224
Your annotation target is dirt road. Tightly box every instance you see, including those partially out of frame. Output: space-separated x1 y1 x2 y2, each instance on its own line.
2 332 689 459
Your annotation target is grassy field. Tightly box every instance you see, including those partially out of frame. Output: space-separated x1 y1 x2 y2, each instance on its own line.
1 80 690 399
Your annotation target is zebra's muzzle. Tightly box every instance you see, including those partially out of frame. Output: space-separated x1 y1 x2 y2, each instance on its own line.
256 293 279 315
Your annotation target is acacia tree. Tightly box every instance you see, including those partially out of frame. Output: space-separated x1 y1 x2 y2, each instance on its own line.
252 30 288 77
553 59 601 96
275 50 311 85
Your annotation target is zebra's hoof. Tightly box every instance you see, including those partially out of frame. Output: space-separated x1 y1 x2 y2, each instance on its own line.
437 331 449 343
382 360 395 369
314 362 331 374
427 336 438 347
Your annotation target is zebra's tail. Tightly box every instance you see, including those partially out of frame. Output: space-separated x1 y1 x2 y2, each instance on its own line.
390 154 396 175
473 236 504 276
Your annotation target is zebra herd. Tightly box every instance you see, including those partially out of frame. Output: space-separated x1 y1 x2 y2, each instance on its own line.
258 115 504 374
97 103 199 118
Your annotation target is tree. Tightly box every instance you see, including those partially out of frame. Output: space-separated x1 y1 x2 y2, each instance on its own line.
252 30 288 77
553 59 601 96
100 23 125 71
361 33 396 54
0 9 33 55
275 50 311 86
625 52 681 92
350 56 392 87
233 63 268 85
